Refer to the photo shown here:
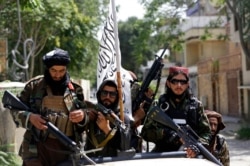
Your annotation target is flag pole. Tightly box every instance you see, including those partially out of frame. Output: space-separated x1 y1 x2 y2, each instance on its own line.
111 0 124 122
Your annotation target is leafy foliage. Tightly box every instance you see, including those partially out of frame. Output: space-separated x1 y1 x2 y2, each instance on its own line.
0 0 109 86
237 127 250 139
224 0 250 65
117 0 193 78
139 0 193 49
0 145 21 166
118 17 154 76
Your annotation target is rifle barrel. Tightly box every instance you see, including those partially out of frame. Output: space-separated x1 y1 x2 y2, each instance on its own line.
47 122 77 151
149 106 222 166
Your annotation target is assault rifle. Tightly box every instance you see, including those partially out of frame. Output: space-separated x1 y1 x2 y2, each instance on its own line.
2 90 97 166
132 49 165 112
95 103 127 131
84 100 131 132
147 106 222 166
89 102 132 152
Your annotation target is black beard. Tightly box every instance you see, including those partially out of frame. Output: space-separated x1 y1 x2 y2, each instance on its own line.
44 69 70 95
100 100 118 112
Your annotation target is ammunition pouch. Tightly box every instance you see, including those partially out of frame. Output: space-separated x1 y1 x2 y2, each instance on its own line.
42 94 73 138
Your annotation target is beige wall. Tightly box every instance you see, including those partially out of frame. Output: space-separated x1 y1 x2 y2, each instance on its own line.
184 28 226 40
198 54 241 113
186 40 227 67
180 13 246 117
186 42 200 66
242 90 250 119
201 41 227 60
198 73 213 110
217 72 228 115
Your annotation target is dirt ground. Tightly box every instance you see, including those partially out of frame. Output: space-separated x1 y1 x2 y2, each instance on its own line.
220 117 250 166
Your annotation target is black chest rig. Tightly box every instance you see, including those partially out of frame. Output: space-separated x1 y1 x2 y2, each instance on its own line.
158 94 199 130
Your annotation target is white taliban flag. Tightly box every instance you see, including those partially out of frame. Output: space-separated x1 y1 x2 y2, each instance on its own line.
97 0 133 117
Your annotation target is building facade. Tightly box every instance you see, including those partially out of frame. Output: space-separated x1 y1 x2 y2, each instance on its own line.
175 0 243 117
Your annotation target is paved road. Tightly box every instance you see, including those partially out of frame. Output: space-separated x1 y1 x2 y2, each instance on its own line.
221 116 250 166
225 135 250 166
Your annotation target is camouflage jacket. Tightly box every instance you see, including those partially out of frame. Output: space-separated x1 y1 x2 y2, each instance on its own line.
210 134 230 166
10 75 88 159
141 94 211 152
84 106 132 157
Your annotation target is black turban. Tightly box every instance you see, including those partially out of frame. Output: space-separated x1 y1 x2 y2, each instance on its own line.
43 48 70 68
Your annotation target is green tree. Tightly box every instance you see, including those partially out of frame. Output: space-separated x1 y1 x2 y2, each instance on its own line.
224 0 250 69
117 0 194 77
139 0 195 51
0 0 108 86
118 17 154 76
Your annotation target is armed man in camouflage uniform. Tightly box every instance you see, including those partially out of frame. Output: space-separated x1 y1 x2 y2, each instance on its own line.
10 48 88 166
130 71 155 152
84 80 132 157
141 66 211 158
205 110 230 166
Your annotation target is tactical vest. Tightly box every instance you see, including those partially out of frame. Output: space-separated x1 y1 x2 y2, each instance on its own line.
158 94 199 130
42 86 73 138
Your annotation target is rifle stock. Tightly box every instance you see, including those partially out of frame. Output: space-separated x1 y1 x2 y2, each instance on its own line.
148 106 222 166
2 90 30 111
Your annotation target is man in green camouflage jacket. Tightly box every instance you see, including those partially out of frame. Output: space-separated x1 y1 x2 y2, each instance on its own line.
84 80 132 157
141 66 211 158
10 48 88 166
205 110 230 166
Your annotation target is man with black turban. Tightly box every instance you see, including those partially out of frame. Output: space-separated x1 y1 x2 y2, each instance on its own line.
10 48 89 166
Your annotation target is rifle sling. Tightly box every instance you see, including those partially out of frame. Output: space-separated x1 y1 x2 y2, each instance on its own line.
90 123 117 148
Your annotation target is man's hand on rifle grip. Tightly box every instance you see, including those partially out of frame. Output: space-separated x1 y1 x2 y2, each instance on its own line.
185 145 200 158
133 102 146 127
86 108 98 121
69 109 85 123
29 113 48 130
96 112 111 135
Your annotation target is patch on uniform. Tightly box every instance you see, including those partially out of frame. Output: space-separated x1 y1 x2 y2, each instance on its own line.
173 118 186 125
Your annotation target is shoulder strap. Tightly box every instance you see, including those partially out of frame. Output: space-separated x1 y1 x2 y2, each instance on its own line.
90 123 117 148
65 82 81 109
